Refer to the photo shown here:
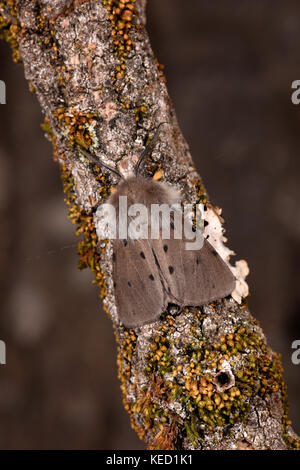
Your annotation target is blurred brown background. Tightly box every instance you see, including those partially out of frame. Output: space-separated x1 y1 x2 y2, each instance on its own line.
0 0 300 449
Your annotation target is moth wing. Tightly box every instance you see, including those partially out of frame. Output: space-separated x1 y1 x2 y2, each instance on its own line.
113 239 167 328
152 236 236 306
183 238 236 304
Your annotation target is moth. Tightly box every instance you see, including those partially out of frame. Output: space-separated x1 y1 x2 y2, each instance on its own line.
81 125 236 328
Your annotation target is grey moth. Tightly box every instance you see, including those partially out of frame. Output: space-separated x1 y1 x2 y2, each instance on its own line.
81 125 236 328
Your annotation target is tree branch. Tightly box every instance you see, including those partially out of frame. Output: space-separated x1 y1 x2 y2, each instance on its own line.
1 0 299 449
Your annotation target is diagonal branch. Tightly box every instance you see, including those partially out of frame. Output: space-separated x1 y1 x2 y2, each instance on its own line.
1 0 299 449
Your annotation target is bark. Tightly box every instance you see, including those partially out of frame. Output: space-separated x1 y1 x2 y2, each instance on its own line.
1 0 299 450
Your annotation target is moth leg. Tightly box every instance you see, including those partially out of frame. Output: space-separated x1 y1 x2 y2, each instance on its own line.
78 149 122 179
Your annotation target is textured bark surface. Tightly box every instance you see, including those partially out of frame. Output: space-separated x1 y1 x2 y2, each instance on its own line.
1 0 299 449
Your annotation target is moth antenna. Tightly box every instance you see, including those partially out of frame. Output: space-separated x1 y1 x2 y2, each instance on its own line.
135 122 169 176
79 149 122 179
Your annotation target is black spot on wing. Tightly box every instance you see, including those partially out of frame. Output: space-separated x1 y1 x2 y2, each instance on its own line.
163 244 168 252
149 274 154 281
140 251 145 259
128 281 132 287
168 266 174 274
122 239 128 246
112 253 116 262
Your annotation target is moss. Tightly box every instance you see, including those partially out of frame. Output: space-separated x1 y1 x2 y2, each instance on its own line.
40 118 54 138
144 335 173 376
117 329 146 439
41 109 114 329
103 0 137 80
54 107 99 151
134 103 148 123
280 364 300 449
148 422 178 450
31 3 59 54
54 106 113 199
0 1 62 67
182 323 292 442
192 179 208 205
184 415 200 446
117 303 299 448
0 1 21 63
154 57 167 83
61 164 109 301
